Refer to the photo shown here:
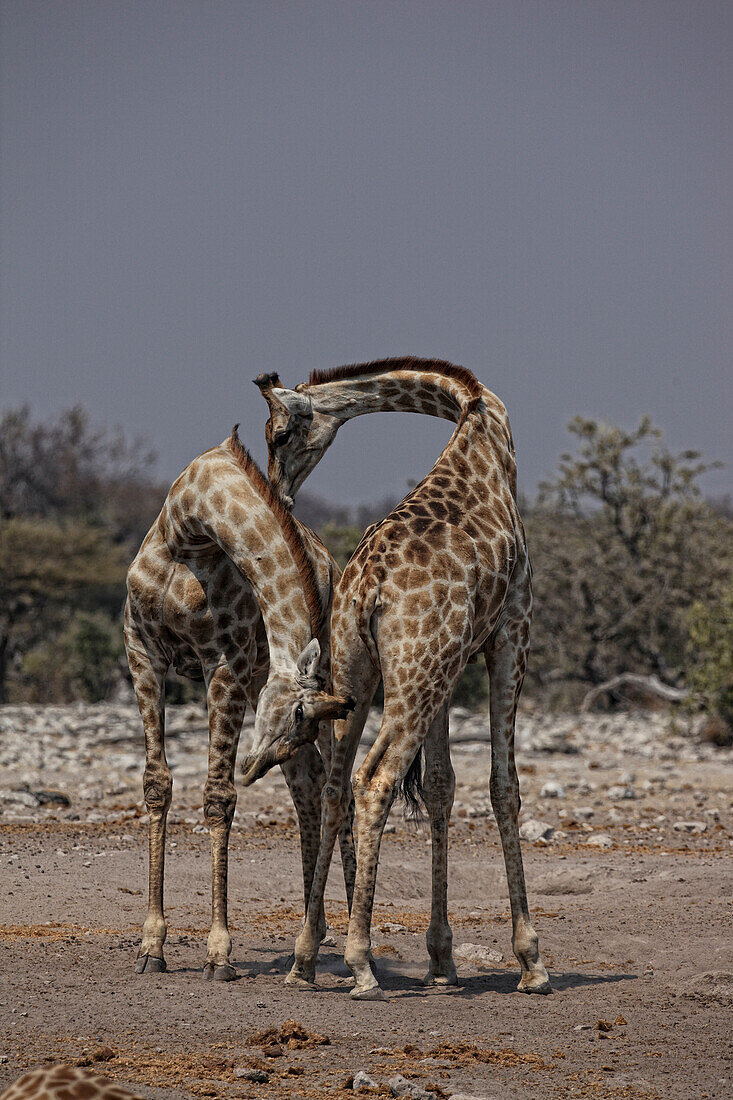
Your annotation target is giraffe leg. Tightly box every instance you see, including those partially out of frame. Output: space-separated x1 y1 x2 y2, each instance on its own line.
286 696 373 988
281 744 328 943
127 640 170 975
422 703 458 988
344 760 401 997
485 632 552 995
344 698 441 1000
317 726 357 913
202 664 246 981
337 786 357 913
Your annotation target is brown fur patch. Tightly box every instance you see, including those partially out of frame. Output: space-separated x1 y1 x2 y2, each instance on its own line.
307 356 484 401
226 429 323 635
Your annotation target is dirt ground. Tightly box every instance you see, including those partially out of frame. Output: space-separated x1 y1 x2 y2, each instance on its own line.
0 711 731 1100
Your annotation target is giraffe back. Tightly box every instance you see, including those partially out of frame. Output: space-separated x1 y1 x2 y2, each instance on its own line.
0 1065 145 1100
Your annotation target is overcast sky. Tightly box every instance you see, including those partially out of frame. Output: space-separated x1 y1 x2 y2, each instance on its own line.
1 1 731 505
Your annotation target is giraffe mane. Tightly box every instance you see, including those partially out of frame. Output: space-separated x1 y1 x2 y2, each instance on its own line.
226 427 323 637
307 356 484 401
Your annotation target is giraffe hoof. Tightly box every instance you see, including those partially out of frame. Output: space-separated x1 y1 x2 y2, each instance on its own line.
135 953 166 974
284 969 317 990
350 983 384 1001
203 962 237 982
423 968 459 988
517 972 553 995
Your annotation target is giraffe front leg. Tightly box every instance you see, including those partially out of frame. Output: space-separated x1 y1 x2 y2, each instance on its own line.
422 705 458 988
202 667 245 982
287 701 368 988
317 724 357 913
486 634 551 995
281 744 328 947
344 770 394 1000
337 785 357 913
127 642 170 975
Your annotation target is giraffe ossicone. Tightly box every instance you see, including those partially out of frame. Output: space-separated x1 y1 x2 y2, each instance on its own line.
257 357 552 999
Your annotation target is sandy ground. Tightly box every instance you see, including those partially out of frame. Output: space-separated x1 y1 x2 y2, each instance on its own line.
0 704 731 1099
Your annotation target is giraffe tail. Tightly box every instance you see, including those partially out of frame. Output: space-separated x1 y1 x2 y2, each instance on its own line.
398 745 425 823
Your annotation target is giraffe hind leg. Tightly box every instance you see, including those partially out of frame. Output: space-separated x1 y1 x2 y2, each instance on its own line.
202 664 247 981
126 634 170 975
422 703 458 988
485 630 552 995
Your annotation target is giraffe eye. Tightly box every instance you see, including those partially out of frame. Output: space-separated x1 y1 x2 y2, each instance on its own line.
274 428 292 447
294 703 304 723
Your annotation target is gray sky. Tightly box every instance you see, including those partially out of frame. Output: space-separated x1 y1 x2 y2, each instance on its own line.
2 1 731 505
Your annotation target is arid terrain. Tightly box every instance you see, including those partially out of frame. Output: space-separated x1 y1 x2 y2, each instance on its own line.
0 703 730 1099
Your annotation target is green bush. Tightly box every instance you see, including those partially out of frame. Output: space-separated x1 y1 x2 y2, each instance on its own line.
19 611 124 703
687 586 733 723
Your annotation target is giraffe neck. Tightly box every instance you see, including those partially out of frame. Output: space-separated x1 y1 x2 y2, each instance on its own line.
165 441 317 670
298 367 476 423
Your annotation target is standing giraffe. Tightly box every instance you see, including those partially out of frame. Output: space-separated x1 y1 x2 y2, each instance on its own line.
250 358 551 998
0 1065 145 1099
125 428 354 981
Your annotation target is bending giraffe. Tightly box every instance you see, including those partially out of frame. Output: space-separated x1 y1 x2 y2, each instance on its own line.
125 428 354 981
251 358 551 999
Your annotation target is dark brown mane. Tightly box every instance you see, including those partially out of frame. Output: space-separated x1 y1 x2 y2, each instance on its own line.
227 428 323 637
307 357 484 401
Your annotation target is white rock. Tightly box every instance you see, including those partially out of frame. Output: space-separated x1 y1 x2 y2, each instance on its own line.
607 785 636 801
454 942 504 967
0 790 39 807
585 832 613 849
519 819 555 842
573 806 595 820
672 820 707 834
353 1070 378 1091
540 781 565 799
388 1075 437 1100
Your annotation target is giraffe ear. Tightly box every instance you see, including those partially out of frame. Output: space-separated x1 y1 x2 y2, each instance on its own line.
296 638 321 685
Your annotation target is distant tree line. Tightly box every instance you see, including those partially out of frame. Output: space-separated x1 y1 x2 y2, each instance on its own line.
0 405 730 729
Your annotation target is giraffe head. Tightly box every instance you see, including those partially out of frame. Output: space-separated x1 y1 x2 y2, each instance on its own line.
241 638 355 786
253 374 338 506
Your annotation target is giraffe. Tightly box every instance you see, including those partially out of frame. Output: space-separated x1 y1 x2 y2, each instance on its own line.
0 1065 145 1100
252 358 551 999
124 427 355 981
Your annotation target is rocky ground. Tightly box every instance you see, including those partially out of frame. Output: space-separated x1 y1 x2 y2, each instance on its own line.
0 702 731 1099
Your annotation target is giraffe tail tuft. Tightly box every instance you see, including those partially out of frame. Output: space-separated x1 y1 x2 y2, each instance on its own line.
397 745 425 823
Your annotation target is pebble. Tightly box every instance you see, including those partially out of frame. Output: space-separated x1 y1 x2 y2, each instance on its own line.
672 820 707 834
540 781 565 798
519 819 555 843
0 1055 8 1064
607 785 637 800
584 832 614 849
454 942 504 967
352 1069 379 1091
573 806 595 820
379 922 408 934
388 1075 437 1100
234 1067 269 1082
